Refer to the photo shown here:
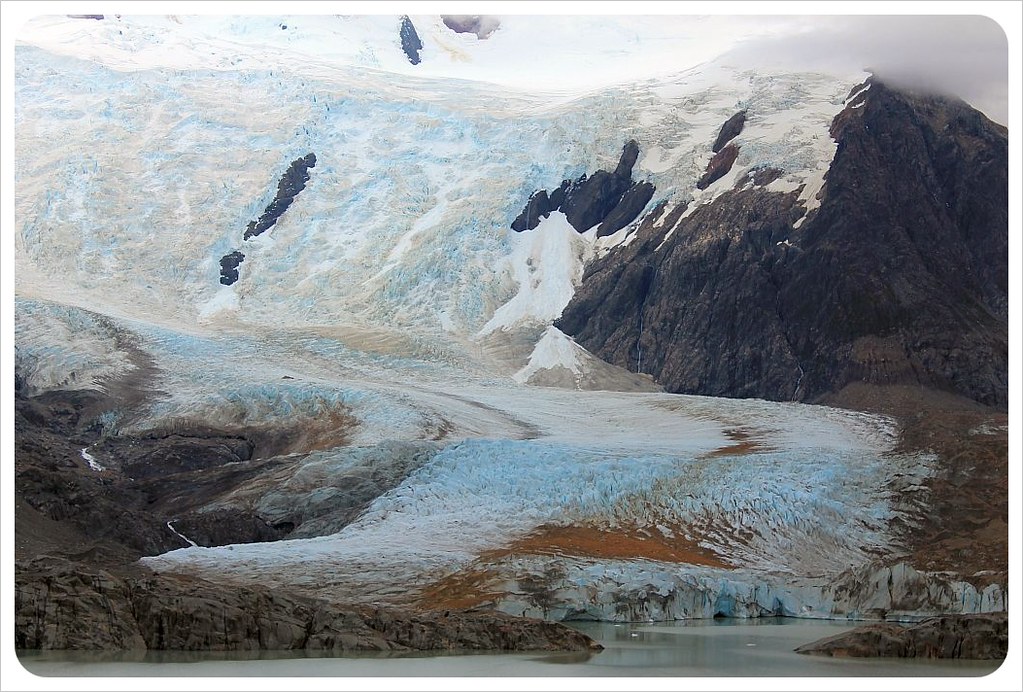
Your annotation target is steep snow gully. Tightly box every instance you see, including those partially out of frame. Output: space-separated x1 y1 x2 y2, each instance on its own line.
13 15 1005 623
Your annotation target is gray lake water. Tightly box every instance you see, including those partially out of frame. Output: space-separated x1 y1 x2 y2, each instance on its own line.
17 617 1003 679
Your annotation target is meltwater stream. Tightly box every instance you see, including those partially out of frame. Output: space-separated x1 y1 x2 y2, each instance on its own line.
18 618 1000 678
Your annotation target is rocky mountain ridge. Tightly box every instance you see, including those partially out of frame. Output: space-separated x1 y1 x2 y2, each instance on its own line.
557 77 1008 408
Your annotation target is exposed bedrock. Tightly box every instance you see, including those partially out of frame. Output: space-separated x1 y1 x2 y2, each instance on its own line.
712 109 747 152
696 142 739 189
597 181 656 236
558 81 1008 408
218 250 244 285
243 152 316 240
15 378 378 559
511 140 656 235
14 559 602 653
399 15 423 65
211 441 442 540
794 613 1007 659
557 186 806 401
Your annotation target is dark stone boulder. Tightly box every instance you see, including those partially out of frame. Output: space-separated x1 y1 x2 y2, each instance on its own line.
795 613 1007 660
243 153 316 240
696 142 740 189
712 110 747 152
399 16 423 65
218 250 244 285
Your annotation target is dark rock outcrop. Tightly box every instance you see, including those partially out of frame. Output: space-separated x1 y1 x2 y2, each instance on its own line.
557 186 805 400
15 559 602 653
218 250 244 285
558 79 1008 407
510 189 553 232
442 15 500 39
795 613 1007 660
399 16 423 65
15 382 311 559
243 153 316 240
596 182 656 236
745 166 784 187
511 140 655 235
712 110 747 152
561 170 633 232
696 142 740 189
98 433 254 481
169 509 282 548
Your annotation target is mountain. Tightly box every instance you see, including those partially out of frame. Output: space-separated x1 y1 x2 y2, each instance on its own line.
11 14 1009 656
557 77 1009 407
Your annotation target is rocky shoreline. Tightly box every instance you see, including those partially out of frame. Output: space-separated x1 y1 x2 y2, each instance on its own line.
15 557 601 654
795 613 1007 660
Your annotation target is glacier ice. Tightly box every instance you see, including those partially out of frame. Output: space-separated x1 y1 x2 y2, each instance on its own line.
14 17 967 623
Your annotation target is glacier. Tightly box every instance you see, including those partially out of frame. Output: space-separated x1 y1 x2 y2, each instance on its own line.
12 14 993 624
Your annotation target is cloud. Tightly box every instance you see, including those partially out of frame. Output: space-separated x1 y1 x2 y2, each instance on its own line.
719 15 1008 124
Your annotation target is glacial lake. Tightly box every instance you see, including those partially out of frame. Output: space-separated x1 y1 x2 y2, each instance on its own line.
17 618 1003 680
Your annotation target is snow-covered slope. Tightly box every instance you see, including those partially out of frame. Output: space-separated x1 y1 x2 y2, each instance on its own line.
13 15 967 622
15 15 865 359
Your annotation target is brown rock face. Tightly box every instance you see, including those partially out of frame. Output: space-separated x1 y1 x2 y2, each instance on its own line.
558 79 1008 408
795 613 1007 660
712 110 747 152
557 186 806 400
696 142 739 189
14 559 602 654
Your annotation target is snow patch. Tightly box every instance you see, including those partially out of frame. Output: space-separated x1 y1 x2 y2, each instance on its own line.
197 285 240 323
513 326 584 383
478 212 591 336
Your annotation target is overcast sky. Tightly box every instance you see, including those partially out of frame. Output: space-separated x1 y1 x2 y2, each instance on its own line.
718 14 1009 124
